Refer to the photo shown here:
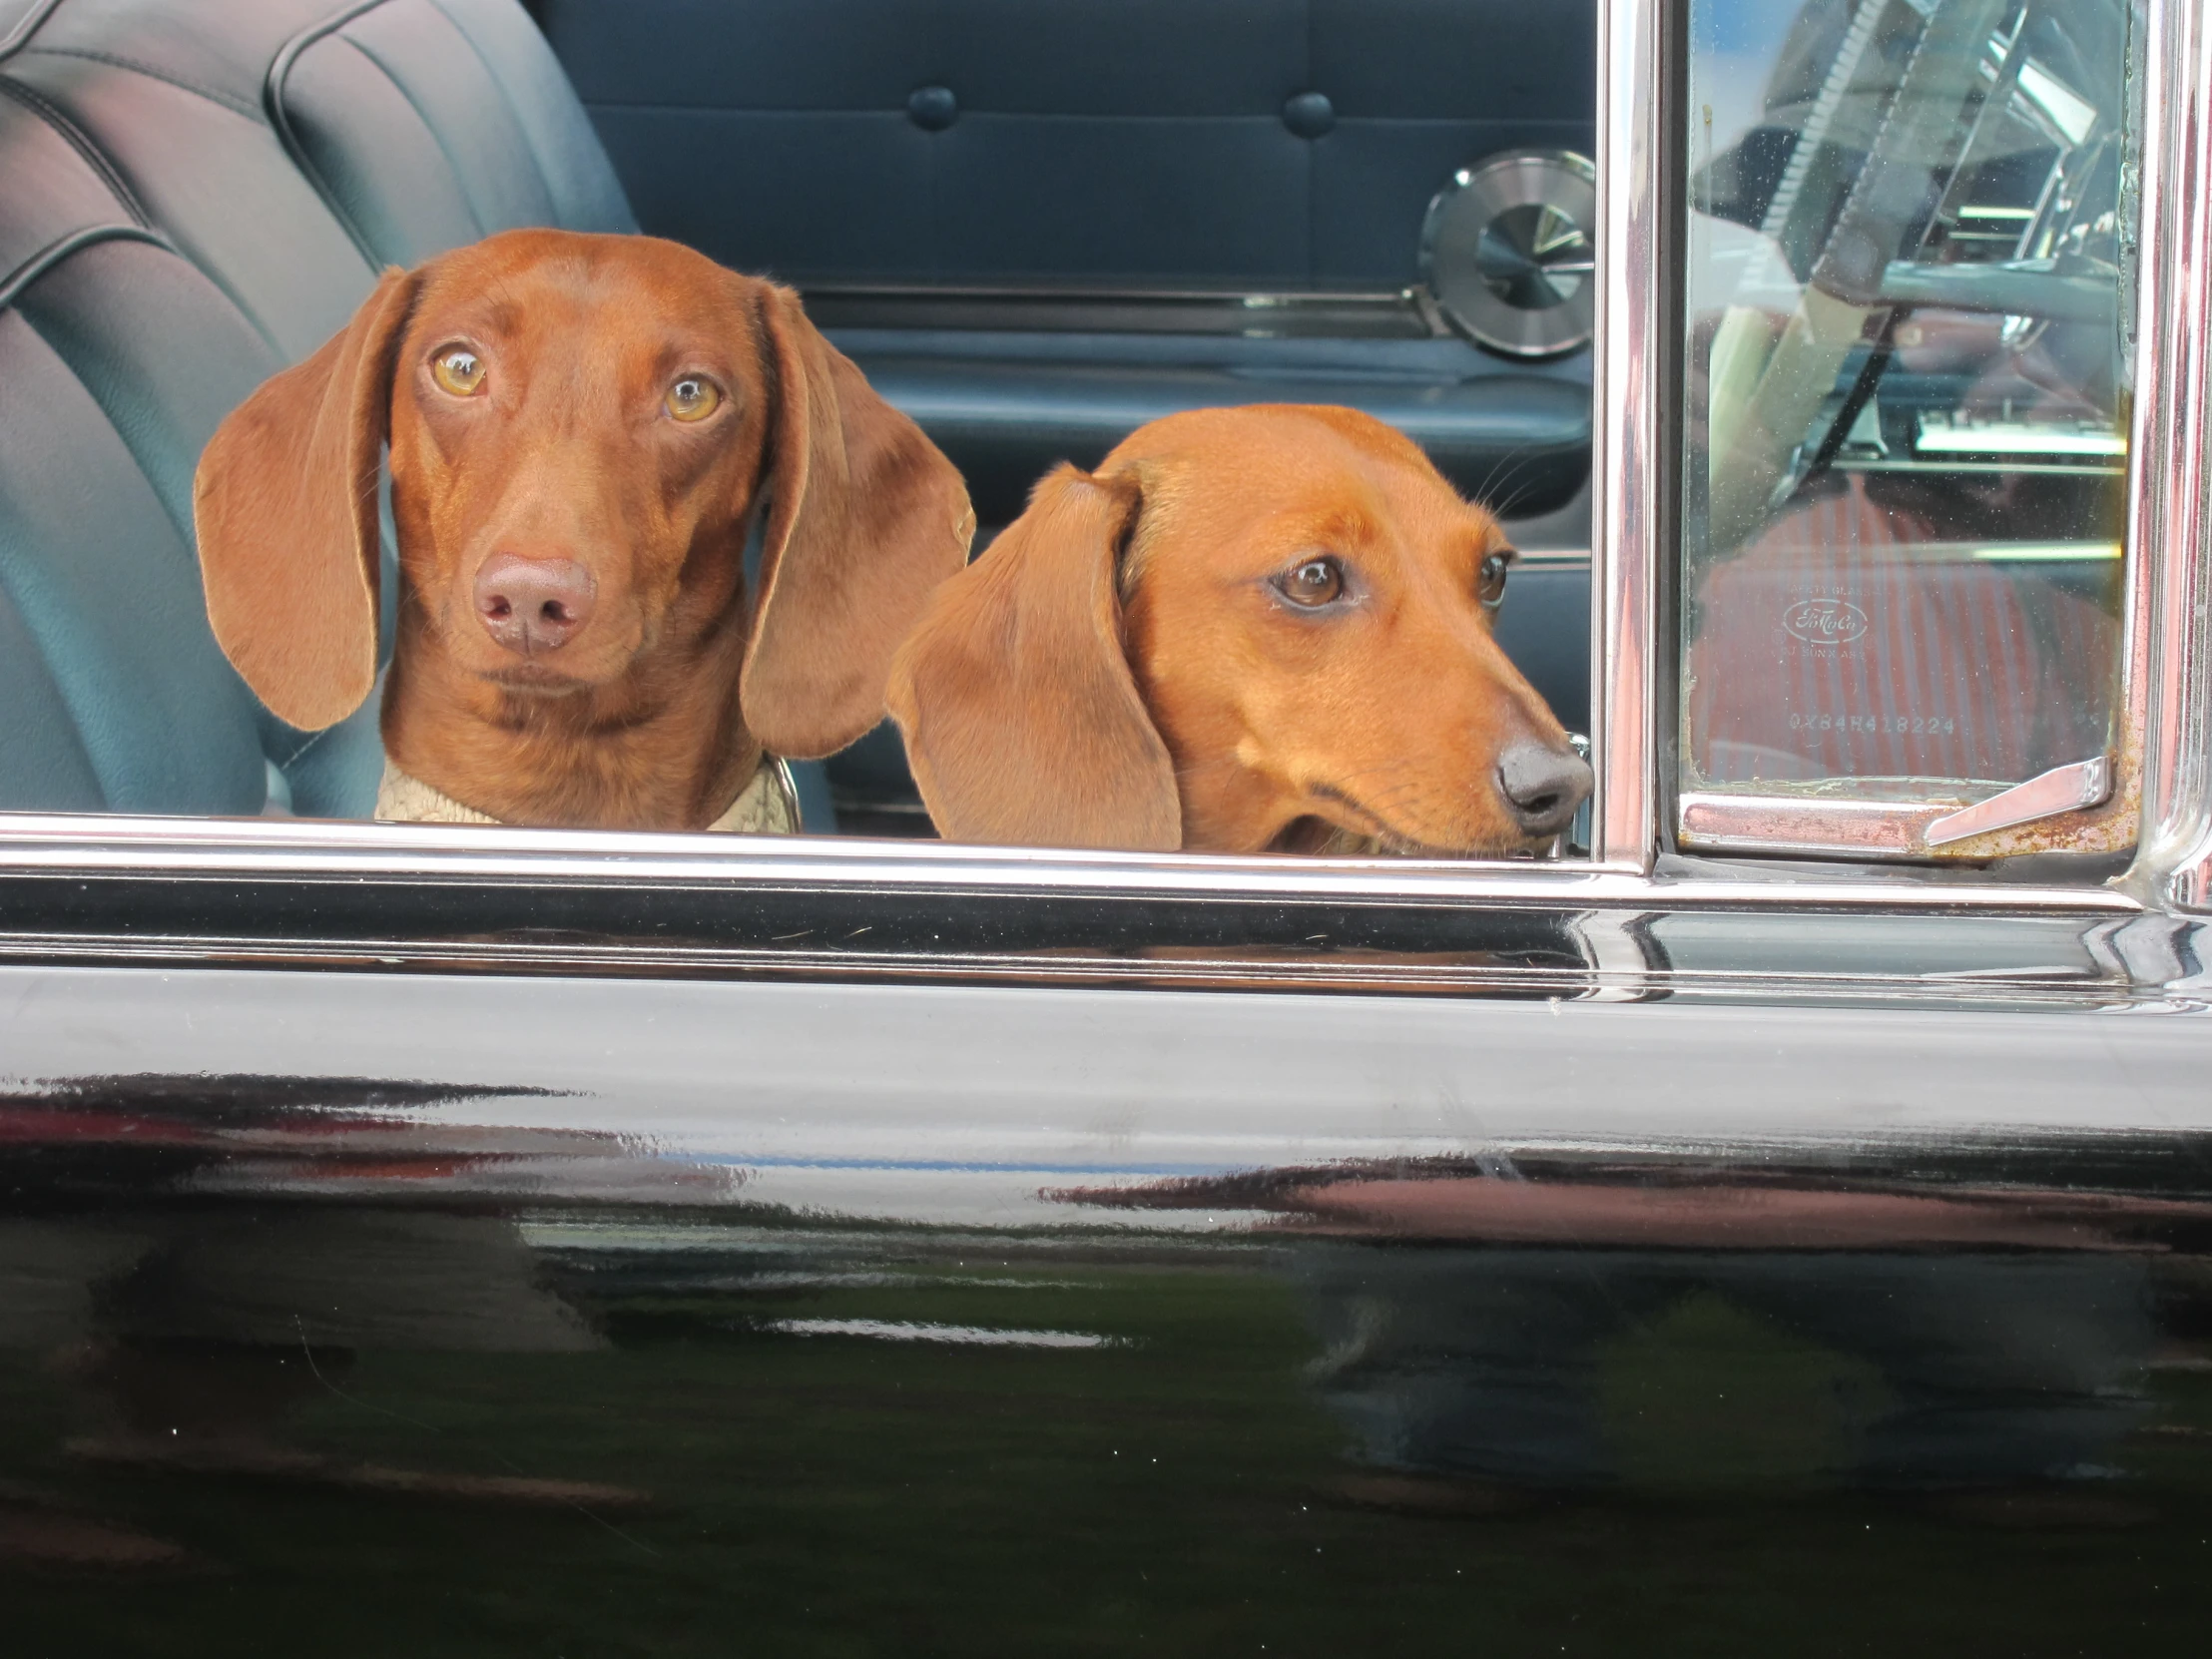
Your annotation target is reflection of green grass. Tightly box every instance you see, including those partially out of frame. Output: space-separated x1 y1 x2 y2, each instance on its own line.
1 1253 2209 1658
1597 1291 1895 1488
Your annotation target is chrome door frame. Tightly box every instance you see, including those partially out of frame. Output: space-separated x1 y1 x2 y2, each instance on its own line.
1598 0 2212 887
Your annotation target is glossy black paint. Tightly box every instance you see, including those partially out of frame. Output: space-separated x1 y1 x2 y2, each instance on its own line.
1 945 2211 1651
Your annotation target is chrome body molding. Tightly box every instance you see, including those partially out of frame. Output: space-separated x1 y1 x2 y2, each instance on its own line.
5 965 2210 1207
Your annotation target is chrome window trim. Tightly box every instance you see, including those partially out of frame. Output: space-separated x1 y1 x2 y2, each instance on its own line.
1589 0 1667 873
1665 0 2178 867
2125 0 2212 910
1512 548 1592 570
0 814 2139 916
799 284 1446 340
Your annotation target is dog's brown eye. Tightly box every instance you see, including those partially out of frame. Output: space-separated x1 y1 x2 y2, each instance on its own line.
666 376 722 422
430 347 485 397
1277 557 1345 608
1478 551 1512 610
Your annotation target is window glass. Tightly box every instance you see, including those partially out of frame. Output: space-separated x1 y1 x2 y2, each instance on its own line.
1682 0 2136 807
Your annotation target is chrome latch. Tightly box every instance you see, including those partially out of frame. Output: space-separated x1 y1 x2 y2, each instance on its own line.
1545 733 1593 859
1923 755 2111 848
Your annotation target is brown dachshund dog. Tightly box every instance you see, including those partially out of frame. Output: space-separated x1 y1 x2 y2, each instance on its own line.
886 405 1591 854
194 228 973 830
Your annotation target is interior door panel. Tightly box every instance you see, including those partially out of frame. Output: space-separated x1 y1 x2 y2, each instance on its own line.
536 0 1598 289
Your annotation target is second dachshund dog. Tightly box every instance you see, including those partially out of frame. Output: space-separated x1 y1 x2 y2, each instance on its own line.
195 228 973 830
888 405 1591 855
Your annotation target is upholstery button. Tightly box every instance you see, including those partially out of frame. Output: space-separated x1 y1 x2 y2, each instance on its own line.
1282 90 1335 140
907 85 958 132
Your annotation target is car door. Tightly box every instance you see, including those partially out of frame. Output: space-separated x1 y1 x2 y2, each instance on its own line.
2 0 2212 1651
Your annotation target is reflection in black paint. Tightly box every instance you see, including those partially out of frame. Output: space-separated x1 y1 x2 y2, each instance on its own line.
2 1075 2212 1651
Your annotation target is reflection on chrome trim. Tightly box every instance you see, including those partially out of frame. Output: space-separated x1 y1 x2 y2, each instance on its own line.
800 283 1443 340
1926 757 2113 847
1590 0 1666 872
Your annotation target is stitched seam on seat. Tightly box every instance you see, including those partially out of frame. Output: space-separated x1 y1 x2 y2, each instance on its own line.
0 310 217 809
0 76 300 365
0 585 104 805
15 45 263 119
272 722 330 769
1300 0 1313 287
427 0 565 224
0 0 66 64
265 0 393 266
333 28 488 239
272 654 391 773
0 223 170 311
0 73 150 223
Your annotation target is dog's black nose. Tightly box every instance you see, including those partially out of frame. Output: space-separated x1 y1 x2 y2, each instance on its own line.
474 554 597 656
1496 740 1593 837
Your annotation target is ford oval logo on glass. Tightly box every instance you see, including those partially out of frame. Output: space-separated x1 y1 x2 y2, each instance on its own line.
1782 597 1870 646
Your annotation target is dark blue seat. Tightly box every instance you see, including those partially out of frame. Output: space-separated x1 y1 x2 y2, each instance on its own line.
541 0 1597 293
0 90 299 816
540 0 1599 524
0 0 662 820
838 329 1591 524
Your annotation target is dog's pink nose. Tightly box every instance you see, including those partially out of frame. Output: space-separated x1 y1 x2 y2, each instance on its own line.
474 554 597 656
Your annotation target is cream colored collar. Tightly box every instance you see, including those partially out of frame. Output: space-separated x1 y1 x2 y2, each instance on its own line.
374 756 801 833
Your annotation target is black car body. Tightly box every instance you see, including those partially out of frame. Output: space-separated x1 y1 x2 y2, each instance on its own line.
2 0 2210 1652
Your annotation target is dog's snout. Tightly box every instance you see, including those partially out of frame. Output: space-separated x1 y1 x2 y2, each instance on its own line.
1495 739 1593 837
474 554 598 656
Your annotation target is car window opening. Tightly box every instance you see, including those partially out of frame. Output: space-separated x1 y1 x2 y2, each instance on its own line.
0 0 2162 879
0 0 1608 866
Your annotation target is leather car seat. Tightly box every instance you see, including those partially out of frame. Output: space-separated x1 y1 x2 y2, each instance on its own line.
0 91 285 815
0 0 663 821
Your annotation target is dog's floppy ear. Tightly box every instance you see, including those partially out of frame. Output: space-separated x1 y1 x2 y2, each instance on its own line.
747 284 974 758
193 267 417 731
886 464 1181 850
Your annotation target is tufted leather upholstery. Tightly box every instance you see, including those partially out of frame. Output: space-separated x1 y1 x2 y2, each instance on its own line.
0 0 642 819
540 0 1597 290
272 0 637 271
3 0 636 352
0 91 276 814
540 0 1596 525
